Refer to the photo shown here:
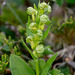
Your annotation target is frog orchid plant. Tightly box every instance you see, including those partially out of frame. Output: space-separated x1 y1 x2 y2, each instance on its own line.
10 1 64 75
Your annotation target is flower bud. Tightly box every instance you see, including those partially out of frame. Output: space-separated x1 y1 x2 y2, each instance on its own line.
29 22 37 31
27 7 37 15
40 15 49 24
35 45 44 54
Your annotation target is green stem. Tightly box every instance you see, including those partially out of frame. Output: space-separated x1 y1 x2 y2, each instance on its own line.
36 59 39 75
21 38 36 60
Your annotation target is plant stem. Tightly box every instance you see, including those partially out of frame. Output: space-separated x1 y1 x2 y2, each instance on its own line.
32 14 35 21
21 38 36 60
36 59 39 75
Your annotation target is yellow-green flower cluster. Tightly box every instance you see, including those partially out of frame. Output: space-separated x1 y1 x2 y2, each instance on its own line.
26 2 51 58
0 54 8 73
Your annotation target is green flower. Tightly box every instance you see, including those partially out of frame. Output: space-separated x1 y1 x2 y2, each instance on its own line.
40 14 50 24
33 45 44 57
35 45 44 54
39 2 51 13
26 36 33 43
39 2 47 10
27 7 37 15
29 22 37 31
26 36 36 49
36 29 43 39
47 5 51 13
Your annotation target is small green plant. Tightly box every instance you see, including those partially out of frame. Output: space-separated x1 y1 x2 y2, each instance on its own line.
10 1 64 75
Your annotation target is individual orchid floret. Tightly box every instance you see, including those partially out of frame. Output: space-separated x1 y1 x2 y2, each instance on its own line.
33 45 44 57
47 5 51 13
35 45 44 54
26 36 33 43
39 2 51 14
27 7 37 15
29 22 37 31
39 2 47 10
26 36 35 49
37 29 43 39
40 14 50 24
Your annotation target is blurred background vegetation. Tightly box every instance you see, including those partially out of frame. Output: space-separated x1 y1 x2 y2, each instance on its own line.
0 0 75 75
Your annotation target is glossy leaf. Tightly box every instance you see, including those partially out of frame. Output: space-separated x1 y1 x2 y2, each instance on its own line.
10 54 35 75
41 53 58 75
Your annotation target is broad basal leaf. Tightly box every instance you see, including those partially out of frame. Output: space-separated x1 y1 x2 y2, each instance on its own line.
41 53 58 75
10 54 35 75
